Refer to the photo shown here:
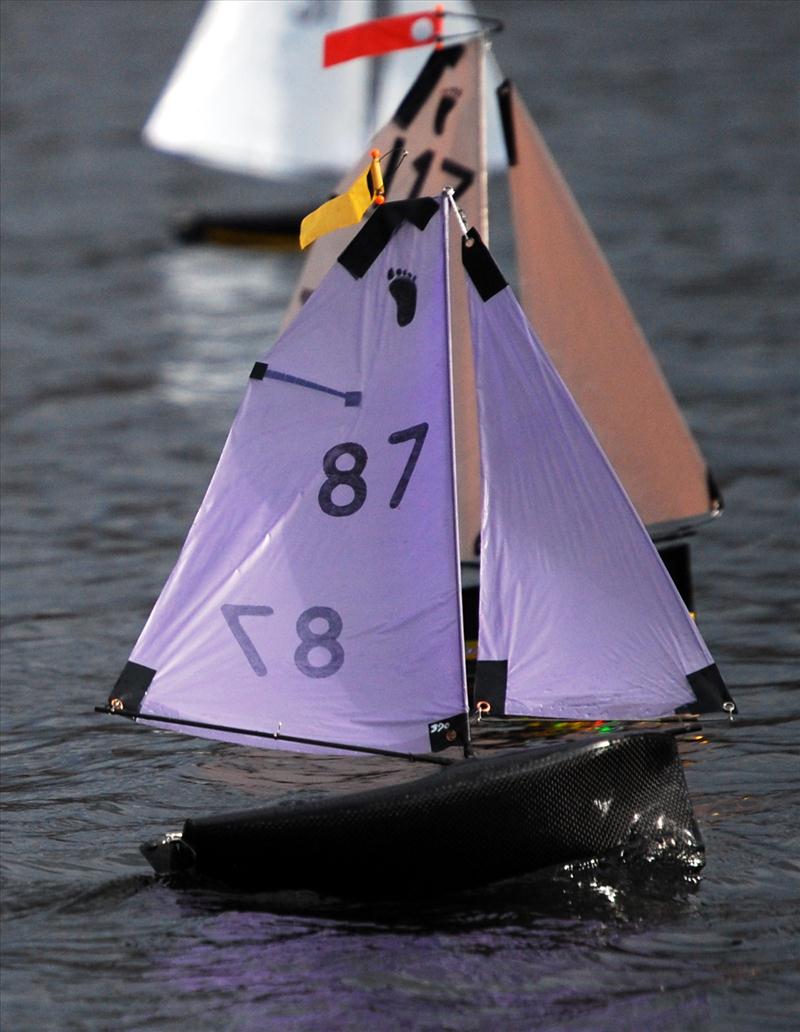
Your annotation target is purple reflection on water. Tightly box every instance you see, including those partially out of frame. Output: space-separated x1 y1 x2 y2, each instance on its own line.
145 866 708 1031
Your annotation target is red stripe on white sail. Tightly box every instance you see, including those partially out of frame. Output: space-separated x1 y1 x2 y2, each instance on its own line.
324 9 445 67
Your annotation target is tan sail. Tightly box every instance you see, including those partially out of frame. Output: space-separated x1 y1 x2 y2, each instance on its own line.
499 82 714 528
283 41 488 559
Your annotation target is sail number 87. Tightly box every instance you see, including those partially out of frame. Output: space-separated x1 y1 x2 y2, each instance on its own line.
318 423 428 517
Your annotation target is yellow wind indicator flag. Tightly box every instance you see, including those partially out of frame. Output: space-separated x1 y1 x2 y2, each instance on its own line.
300 150 385 249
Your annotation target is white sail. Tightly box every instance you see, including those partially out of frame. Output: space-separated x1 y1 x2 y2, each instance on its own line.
143 0 504 181
462 226 733 719
111 200 468 755
143 0 373 178
498 81 714 528
284 40 488 560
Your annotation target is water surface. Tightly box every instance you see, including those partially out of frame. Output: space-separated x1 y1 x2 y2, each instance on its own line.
2 1 798 1029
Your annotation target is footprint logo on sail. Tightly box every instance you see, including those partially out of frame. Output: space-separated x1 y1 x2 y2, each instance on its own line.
388 268 417 327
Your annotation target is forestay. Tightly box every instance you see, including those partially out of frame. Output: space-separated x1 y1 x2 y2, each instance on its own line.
463 228 734 720
110 199 468 755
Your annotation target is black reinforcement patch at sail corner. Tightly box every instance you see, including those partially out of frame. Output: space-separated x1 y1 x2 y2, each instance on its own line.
474 660 508 717
109 660 156 713
428 711 470 752
250 361 267 380
676 662 737 715
462 228 508 302
392 45 465 129
337 198 439 280
496 80 518 167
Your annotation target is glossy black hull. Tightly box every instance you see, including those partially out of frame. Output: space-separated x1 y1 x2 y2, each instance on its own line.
141 731 702 898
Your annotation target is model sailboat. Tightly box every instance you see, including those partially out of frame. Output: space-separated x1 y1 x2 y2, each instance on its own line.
143 0 493 244
286 25 721 610
147 1 720 581
101 194 735 895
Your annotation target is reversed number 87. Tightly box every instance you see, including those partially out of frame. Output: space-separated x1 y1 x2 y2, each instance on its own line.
222 604 344 679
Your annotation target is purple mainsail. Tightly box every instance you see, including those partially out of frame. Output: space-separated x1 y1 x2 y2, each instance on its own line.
110 199 467 755
462 226 733 720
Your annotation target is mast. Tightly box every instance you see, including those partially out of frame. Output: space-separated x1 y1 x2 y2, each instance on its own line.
442 191 471 748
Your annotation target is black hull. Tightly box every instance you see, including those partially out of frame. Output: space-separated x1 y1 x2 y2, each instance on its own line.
141 731 702 898
172 210 304 249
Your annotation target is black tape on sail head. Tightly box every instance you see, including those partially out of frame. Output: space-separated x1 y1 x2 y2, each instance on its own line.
393 45 465 129
462 228 507 301
676 662 736 715
109 660 156 714
474 660 508 717
338 198 439 280
428 711 470 752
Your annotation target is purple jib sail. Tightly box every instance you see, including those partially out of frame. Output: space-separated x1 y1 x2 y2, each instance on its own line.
113 200 467 754
463 228 732 720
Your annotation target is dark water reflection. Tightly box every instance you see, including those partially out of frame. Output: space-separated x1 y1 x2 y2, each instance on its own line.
2 1 799 1029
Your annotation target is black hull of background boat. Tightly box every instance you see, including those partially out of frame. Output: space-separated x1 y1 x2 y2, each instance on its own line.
172 210 305 249
141 730 702 898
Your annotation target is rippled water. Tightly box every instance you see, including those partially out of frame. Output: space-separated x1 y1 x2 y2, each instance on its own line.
2 1 799 1029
